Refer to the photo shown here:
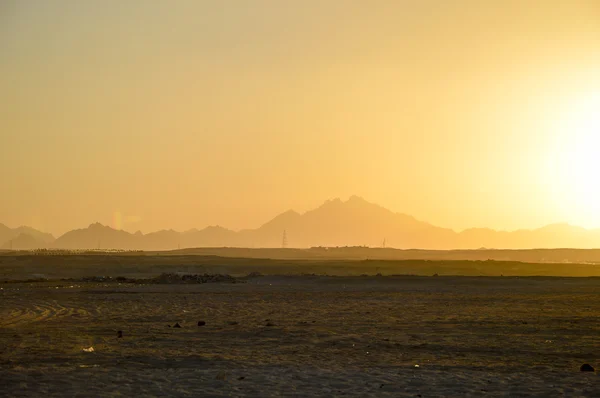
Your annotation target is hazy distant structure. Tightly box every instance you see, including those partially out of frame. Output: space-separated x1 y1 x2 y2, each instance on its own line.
282 230 288 249
382 238 386 248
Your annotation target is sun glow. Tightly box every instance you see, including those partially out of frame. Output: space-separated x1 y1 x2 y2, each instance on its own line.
548 92 600 227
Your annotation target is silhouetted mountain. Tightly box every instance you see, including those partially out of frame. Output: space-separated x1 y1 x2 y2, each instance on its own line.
52 223 138 250
0 224 55 250
12 226 55 244
1 233 48 250
6 196 600 250
458 223 600 249
182 226 240 248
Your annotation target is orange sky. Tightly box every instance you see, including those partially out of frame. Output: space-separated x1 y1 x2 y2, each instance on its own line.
1 1 600 236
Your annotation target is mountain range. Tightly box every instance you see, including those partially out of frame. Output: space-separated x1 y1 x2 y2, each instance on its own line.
3 196 600 250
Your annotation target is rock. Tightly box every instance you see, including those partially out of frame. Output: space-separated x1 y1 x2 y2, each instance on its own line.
117 330 123 338
197 321 206 327
173 323 182 328
581 364 595 372
265 322 276 327
227 321 239 325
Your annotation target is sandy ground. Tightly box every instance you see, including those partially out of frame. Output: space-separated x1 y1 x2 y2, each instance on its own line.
2 275 600 397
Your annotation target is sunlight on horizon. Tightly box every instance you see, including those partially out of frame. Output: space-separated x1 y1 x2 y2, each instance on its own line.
1 0 600 236
545 91 600 228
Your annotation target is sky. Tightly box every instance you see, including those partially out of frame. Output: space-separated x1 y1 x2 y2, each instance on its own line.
1 0 600 236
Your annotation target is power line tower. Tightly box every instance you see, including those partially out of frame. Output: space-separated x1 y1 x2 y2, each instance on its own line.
282 230 288 249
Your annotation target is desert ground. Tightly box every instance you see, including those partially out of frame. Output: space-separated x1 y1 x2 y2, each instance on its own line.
2 256 600 396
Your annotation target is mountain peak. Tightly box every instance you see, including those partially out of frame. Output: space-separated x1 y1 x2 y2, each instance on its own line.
89 222 107 229
347 195 367 203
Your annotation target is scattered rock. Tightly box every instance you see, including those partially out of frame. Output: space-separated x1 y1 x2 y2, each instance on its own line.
117 330 123 338
581 364 595 372
265 322 276 327
198 321 206 327
433 273 439 277
82 347 95 353
227 321 239 326
173 323 182 328
238 376 245 380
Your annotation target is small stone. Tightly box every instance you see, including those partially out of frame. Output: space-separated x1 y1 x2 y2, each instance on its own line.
173 323 182 328
238 376 245 380
117 330 123 338
198 321 206 327
580 364 595 372
266 322 276 327
228 321 239 325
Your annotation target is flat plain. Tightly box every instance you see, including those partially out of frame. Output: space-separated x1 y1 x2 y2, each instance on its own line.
1 256 600 396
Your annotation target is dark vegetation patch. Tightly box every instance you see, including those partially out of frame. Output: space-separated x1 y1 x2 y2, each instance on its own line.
3 273 241 284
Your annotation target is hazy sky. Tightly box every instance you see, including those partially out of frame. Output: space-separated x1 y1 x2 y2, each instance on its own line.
2 0 600 236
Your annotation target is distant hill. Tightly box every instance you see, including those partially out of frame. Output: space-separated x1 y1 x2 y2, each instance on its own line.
0 224 55 250
6 196 600 250
52 222 140 250
1 233 49 250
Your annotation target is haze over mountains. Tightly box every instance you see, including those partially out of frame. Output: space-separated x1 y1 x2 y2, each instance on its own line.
3 196 600 251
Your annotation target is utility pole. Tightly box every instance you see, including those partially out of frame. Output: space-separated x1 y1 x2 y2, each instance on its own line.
382 238 386 249
282 230 288 249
